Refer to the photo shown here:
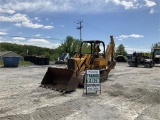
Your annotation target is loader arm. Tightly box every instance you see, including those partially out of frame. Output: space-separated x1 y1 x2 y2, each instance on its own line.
69 54 92 76
105 36 116 74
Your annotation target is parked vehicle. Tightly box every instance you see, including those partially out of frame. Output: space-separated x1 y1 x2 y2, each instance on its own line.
40 36 116 93
55 52 69 64
128 52 154 68
152 48 160 65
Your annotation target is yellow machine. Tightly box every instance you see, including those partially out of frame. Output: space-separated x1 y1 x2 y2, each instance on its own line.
41 36 116 92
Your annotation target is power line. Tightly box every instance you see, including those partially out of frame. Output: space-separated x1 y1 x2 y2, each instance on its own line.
84 21 113 36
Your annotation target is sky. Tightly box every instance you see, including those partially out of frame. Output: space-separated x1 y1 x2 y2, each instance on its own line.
0 0 159 54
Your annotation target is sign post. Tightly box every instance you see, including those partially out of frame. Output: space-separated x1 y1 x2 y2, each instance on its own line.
84 69 101 94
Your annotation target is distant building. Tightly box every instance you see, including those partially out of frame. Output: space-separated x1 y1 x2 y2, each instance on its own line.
0 51 23 60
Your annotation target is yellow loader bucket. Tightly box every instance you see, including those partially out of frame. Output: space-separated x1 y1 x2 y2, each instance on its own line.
41 67 79 93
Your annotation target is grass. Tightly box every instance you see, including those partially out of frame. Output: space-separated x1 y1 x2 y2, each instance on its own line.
0 60 3 66
0 60 33 66
19 60 33 66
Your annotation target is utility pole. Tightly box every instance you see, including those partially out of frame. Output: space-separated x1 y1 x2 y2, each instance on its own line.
76 20 83 41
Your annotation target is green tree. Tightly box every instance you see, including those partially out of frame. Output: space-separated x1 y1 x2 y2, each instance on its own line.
52 36 92 61
62 36 80 56
56 36 81 56
81 43 91 54
152 42 160 48
144 52 151 58
51 36 73 61
116 44 127 56
61 36 92 56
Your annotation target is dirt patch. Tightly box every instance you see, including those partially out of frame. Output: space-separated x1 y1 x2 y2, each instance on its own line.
0 107 12 114
0 63 160 120
105 83 160 105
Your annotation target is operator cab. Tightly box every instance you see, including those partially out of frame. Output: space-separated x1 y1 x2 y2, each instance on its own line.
79 40 105 58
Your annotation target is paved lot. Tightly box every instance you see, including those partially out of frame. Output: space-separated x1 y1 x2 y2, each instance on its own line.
0 63 160 120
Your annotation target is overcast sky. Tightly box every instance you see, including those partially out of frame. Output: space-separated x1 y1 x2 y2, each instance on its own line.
0 0 159 53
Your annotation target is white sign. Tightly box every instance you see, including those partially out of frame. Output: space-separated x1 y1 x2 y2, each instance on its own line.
86 84 100 91
85 69 101 94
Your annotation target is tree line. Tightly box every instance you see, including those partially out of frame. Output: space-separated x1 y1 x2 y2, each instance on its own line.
0 36 90 61
0 36 159 61
0 42 55 60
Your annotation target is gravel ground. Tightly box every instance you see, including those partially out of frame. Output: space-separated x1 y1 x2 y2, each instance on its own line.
0 63 160 120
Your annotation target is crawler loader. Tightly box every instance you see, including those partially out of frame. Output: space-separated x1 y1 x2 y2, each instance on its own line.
40 36 116 93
